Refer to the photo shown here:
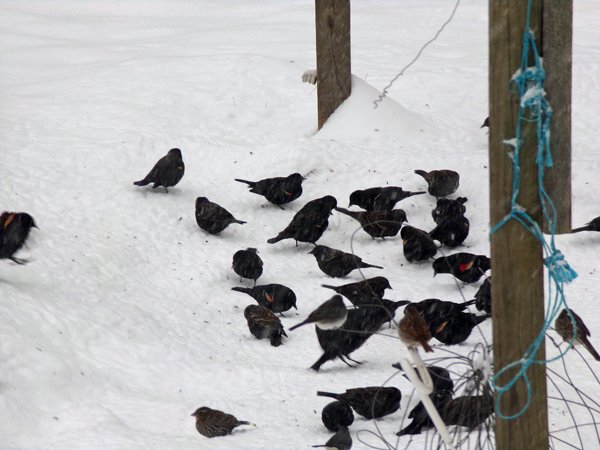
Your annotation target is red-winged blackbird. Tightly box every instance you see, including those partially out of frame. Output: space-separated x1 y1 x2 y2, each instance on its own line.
321 276 392 306
0 212 37 265
441 391 494 429
311 300 407 371
414 169 459 198
317 386 401 419
231 248 263 285
289 295 347 331
397 389 452 436
231 283 297 314
133 148 184 193
411 298 477 328
191 406 251 438
432 197 468 224
195 197 246 234
243 304 287 347
235 172 305 208
431 312 491 345
398 304 433 352
432 252 490 283
321 401 354 432
474 278 491 313
334 207 406 239
309 245 383 278
267 195 337 246
348 186 425 211
429 215 469 248
312 426 352 450
572 216 600 233
400 225 437 263
555 308 600 361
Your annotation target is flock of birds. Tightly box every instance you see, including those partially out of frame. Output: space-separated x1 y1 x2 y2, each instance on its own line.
3 146 600 448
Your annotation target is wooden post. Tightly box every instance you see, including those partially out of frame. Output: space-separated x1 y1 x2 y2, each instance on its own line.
315 0 351 130
542 0 573 233
489 1 549 449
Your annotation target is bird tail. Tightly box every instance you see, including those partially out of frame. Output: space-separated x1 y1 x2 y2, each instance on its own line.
474 314 492 325
572 225 590 233
311 353 335 371
288 320 308 331
316 391 339 399
362 263 384 270
582 339 600 361
133 178 150 186
464 299 477 307
334 207 357 218
236 420 252 426
234 178 256 188
321 284 339 292
234 219 247 225
270 334 283 347
267 234 285 244
231 286 252 295
414 169 429 180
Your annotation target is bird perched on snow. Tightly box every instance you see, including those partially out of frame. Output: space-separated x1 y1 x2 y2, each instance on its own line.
474 278 492 313
133 148 184 193
0 212 37 265
235 172 305 208
430 311 491 345
321 276 392 306
231 248 263 285
195 197 246 234
555 308 600 361
400 225 438 262
244 304 287 347
309 245 383 278
432 253 490 283
321 401 354 432
429 215 469 248
231 283 297 314
191 406 251 438
414 169 459 198
348 186 425 211
432 197 468 224
267 195 337 246
398 305 433 352
334 207 406 239
572 216 600 233
312 426 352 450
317 386 401 420
289 295 347 331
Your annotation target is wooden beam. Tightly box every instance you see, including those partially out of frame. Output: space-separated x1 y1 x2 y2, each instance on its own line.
489 1 549 449
542 0 573 233
315 0 351 130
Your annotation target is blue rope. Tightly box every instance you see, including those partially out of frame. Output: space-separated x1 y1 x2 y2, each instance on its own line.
489 0 577 420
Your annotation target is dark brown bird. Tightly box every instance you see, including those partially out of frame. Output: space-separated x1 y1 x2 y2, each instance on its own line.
267 195 337 246
555 308 600 361
244 304 287 346
0 212 37 265
312 426 352 450
348 186 425 211
317 386 401 419
231 283 297 314
321 401 354 432
432 252 490 283
309 245 383 278
235 172 305 208
432 197 468 224
442 391 494 429
289 295 347 331
429 215 469 248
401 225 438 262
474 278 492 313
321 276 392 306
431 312 491 345
133 148 184 193
334 207 406 239
191 406 251 438
398 304 433 352
231 248 263 285
195 197 246 234
414 169 459 198
572 216 600 233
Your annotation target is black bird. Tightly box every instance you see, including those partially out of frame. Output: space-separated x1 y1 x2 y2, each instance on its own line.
442 391 494 429
572 216 600 233
133 148 184 193
481 117 489 128
267 195 337 246
321 276 392 306
474 278 492 313
555 308 600 361
432 253 490 283
235 172 305 208
191 406 251 438
432 197 468 224
309 245 383 278
0 212 37 265
348 186 425 211
289 295 347 331
244 304 287 347
311 300 407 371
431 312 491 345
391 364 455 394
334 207 406 239
231 283 297 314
411 298 477 328
317 386 401 420
396 389 452 436
231 248 263 285
429 215 469 248
195 197 246 234
312 426 352 450
401 225 437 262
321 401 354 432
414 169 459 198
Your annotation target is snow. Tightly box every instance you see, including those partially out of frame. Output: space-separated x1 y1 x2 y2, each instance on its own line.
1 1 599 449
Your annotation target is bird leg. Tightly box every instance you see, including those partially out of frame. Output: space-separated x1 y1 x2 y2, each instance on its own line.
344 355 363 365
338 355 357 368
10 257 28 265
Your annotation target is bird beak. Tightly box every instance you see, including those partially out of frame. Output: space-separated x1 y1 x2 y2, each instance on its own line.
308 249 314 254
293 304 298 310
433 270 437 277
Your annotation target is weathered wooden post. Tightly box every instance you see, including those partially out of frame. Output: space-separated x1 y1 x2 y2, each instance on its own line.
315 0 351 130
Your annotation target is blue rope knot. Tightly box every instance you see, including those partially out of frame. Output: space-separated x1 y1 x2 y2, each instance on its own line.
545 250 578 284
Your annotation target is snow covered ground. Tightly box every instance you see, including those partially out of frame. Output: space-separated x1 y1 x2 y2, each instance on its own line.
1 1 599 449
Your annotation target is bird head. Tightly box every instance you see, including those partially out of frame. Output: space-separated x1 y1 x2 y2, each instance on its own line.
168 148 182 158
191 406 210 417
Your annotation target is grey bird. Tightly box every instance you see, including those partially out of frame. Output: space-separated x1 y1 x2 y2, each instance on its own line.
289 295 347 331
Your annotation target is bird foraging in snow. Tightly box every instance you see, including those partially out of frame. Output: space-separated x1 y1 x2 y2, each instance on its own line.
334 207 406 239
348 186 425 211
0 211 37 265
191 406 251 438
133 148 184 193
244 304 287 347
414 169 459 198
231 248 263 285
195 197 246 234
432 252 490 284
316 386 401 420
308 245 383 278
231 283 297 314
235 172 305 208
